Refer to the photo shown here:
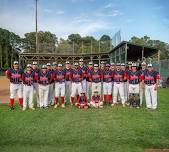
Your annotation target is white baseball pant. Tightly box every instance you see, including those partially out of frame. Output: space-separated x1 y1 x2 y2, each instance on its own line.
145 84 157 109
48 83 54 104
124 81 129 102
39 84 49 108
10 83 23 99
103 82 112 95
140 88 144 105
129 84 140 94
23 85 34 109
92 82 101 95
71 82 82 97
65 81 72 101
33 83 39 107
90 101 103 108
86 81 92 99
81 79 87 93
55 82 65 97
113 82 125 104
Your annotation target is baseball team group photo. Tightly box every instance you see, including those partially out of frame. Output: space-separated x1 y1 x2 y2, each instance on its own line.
0 0 169 152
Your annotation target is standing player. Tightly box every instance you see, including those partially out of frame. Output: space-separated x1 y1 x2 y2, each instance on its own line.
102 64 113 105
79 58 87 93
70 62 83 106
90 64 102 96
65 61 72 103
54 64 66 108
86 61 93 100
121 63 128 103
112 63 127 107
100 61 105 101
38 65 52 108
110 63 115 71
22 64 36 111
50 62 57 106
127 63 142 108
46 63 53 105
141 64 160 110
139 62 147 106
6 61 23 110
127 62 132 71
32 61 40 107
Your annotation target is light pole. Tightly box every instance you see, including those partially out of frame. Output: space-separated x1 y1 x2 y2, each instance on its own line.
35 0 39 53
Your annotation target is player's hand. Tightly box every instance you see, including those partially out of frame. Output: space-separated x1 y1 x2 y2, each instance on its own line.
154 84 157 90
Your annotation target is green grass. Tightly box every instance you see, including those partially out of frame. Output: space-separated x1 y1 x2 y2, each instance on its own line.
0 88 169 152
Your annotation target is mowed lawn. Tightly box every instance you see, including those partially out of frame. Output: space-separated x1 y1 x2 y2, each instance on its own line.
0 89 169 152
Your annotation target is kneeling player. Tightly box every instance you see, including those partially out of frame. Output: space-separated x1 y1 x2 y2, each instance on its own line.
90 91 103 108
75 92 89 109
127 63 141 108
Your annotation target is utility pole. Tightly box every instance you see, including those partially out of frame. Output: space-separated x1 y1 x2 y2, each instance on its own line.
35 0 39 53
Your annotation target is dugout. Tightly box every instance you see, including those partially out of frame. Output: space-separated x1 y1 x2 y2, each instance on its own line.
110 41 158 63
19 41 158 68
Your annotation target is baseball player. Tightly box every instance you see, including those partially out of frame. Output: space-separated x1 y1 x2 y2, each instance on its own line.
121 63 128 103
139 62 147 106
70 62 83 106
50 62 58 105
79 58 87 93
112 63 127 107
86 61 93 100
38 65 52 108
90 64 102 96
90 90 103 108
6 61 23 110
110 63 115 100
100 61 105 100
141 64 160 110
32 61 40 107
54 64 66 108
46 63 54 105
127 62 132 71
127 63 142 108
65 61 72 103
75 92 89 109
102 64 113 105
22 64 36 111
110 63 115 71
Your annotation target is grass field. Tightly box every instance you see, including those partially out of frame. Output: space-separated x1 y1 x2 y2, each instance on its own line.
0 88 169 152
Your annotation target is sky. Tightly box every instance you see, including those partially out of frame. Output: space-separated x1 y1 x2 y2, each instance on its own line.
0 0 169 43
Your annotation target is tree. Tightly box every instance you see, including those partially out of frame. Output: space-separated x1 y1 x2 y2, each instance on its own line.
100 35 112 52
130 35 169 59
0 28 21 68
23 31 58 53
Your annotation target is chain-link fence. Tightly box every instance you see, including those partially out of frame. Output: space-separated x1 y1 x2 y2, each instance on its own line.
152 59 169 87
24 40 113 54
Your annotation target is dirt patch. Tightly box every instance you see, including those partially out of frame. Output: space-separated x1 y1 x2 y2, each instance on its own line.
0 76 10 103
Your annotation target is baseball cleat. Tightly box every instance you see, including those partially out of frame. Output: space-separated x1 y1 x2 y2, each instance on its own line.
61 104 65 108
54 104 59 108
22 107 27 111
30 107 35 110
111 103 115 107
10 106 14 111
122 104 126 107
